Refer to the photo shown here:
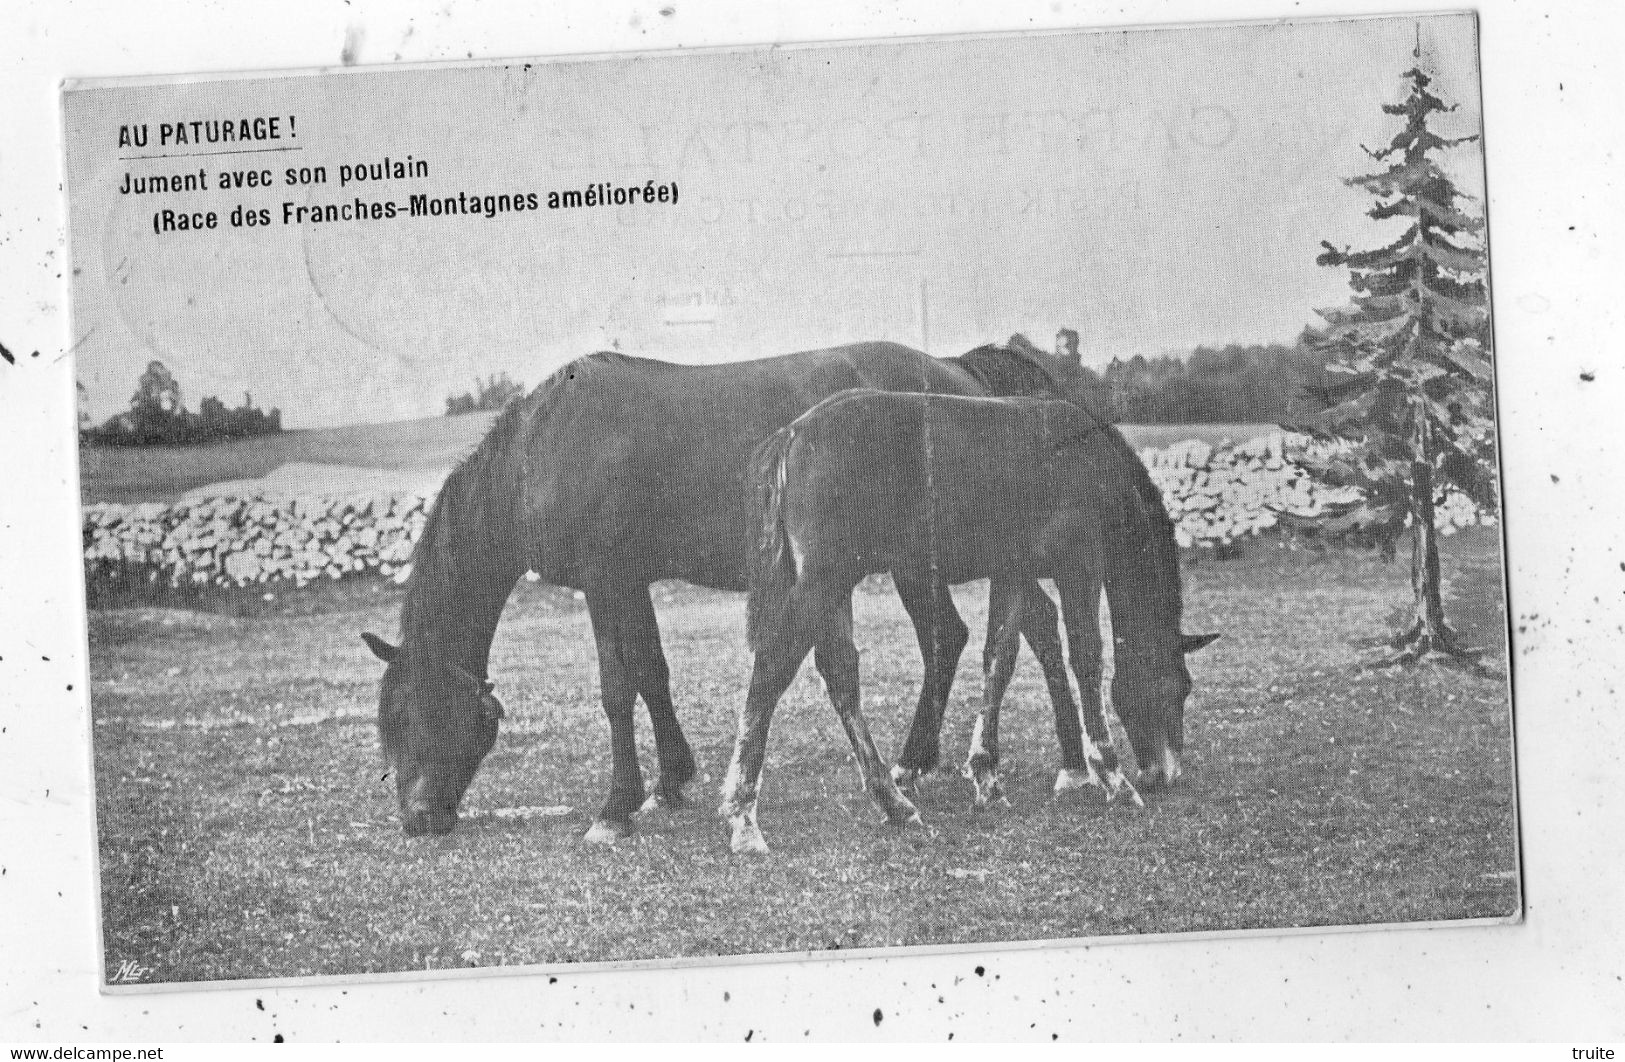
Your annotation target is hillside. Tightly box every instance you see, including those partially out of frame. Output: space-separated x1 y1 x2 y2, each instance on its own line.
79 413 1276 505
80 412 497 504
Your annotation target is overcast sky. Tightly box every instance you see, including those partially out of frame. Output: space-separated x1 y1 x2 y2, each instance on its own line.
64 13 1485 429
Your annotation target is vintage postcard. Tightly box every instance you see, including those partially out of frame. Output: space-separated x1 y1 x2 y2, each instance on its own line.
65 12 1519 989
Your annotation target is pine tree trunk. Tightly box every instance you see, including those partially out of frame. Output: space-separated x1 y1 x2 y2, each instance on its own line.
1391 403 1473 662
1406 449 1450 642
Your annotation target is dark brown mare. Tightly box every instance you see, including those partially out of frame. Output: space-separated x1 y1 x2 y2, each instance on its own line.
361 339 1120 841
722 389 1217 854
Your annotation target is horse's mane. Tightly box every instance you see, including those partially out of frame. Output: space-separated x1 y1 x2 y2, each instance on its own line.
397 357 609 657
1107 438 1185 638
949 341 1065 399
947 337 1181 626
378 355 613 755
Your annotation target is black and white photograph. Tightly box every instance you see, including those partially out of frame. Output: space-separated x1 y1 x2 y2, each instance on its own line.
25 0 1625 1043
59 13 1524 989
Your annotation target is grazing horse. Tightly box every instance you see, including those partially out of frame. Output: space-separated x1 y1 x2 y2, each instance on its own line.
722 389 1217 855
362 339 1120 841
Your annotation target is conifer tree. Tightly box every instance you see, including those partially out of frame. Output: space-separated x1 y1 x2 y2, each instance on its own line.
1299 56 1495 664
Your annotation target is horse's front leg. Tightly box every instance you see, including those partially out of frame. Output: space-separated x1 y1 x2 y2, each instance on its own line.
964 580 1024 809
1055 573 1142 808
1013 581 1093 785
620 586 697 814
582 584 649 844
890 573 969 790
815 595 921 829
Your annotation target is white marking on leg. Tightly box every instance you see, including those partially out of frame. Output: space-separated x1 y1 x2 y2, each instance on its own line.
965 714 989 768
1105 767 1145 808
720 751 747 811
582 819 627 845
1160 745 1183 785
970 771 997 808
1076 708 1111 782
963 713 1004 807
970 768 1002 807
891 763 921 789
1054 767 1095 793
884 785 924 828
1075 710 1104 764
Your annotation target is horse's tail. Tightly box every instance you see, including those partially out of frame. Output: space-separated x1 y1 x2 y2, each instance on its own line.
746 426 799 651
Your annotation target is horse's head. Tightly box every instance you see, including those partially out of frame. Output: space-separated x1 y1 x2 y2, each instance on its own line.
1111 632 1218 788
362 632 504 836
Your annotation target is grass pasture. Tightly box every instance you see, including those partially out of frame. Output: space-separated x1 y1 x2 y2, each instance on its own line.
88 527 1519 985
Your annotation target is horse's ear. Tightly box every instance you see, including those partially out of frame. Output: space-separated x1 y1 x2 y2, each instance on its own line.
362 632 400 663
1181 632 1220 655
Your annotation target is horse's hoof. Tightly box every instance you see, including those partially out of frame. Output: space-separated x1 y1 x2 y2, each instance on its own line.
730 832 771 856
1137 750 1183 792
1105 769 1145 808
968 770 1005 810
729 816 771 856
881 790 923 827
1137 765 1179 792
583 819 634 845
1053 766 1104 798
638 789 686 816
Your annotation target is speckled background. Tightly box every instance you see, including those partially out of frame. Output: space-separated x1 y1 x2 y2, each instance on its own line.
2 0 1621 1042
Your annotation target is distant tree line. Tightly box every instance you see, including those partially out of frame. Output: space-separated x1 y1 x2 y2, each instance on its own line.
81 360 282 446
1058 333 1335 424
432 350 1334 425
446 372 525 416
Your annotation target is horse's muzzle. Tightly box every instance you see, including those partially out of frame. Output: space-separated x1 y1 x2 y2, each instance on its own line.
403 805 459 836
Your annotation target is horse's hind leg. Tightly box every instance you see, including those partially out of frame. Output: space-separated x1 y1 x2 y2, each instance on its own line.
719 601 815 856
582 584 650 844
621 587 697 813
814 594 921 829
1055 573 1141 807
890 573 969 788
964 580 1024 809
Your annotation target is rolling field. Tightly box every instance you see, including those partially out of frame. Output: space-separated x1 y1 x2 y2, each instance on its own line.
1114 422 1279 451
88 527 1519 984
79 413 498 504
77 418 1275 504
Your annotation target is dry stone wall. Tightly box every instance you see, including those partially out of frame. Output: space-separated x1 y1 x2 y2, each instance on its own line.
1140 433 1491 548
82 433 1495 590
83 491 431 590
